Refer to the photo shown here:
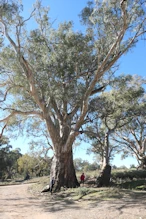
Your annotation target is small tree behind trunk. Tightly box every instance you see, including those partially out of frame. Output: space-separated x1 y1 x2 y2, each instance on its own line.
97 132 111 187
97 165 111 187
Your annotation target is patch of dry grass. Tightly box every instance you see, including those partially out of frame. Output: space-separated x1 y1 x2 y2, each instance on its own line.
27 175 146 206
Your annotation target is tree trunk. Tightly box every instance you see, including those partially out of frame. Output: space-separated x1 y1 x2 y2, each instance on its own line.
137 155 146 169
97 131 111 187
50 147 80 191
97 165 111 187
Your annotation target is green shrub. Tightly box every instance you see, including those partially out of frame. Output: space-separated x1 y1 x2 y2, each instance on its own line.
119 179 146 190
111 169 146 182
76 187 90 196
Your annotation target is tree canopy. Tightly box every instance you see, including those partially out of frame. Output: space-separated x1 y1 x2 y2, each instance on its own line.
0 136 22 180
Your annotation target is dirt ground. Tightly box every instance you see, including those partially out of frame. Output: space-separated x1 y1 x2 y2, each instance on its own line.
0 183 146 219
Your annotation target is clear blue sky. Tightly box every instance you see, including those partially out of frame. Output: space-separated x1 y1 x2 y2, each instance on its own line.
11 0 146 168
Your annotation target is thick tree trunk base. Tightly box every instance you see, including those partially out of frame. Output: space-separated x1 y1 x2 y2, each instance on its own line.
50 149 80 192
96 165 111 187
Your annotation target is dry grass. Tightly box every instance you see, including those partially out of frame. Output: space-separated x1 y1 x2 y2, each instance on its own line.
28 176 146 203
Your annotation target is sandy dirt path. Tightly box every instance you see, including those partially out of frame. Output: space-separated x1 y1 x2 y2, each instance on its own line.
0 183 56 219
0 183 146 219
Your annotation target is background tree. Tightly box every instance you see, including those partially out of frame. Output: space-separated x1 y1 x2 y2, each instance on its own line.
0 0 146 190
74 158 85 171
83 75 146 186
28 140 52 177
17 154 36 176
0 136 21 180
74 158 100 172
17 153 51 177
0 136 11 180
111 75 146 169
114 115 146 169
5 148 22 179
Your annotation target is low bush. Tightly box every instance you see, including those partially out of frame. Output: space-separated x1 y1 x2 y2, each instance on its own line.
111 169 146 182
118 179 146 190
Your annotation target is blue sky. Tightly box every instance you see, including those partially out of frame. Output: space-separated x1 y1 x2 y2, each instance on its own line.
23 0 88 27
11 0 146 168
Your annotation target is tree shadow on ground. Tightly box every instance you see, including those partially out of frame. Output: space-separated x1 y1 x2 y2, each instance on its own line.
40 187 146 214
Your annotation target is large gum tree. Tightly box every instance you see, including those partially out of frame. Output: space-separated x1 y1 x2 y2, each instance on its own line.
0 0 146 190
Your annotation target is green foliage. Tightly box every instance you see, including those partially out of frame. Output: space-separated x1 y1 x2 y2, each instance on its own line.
83 75 146 169
0 136 22 180
79 1 94 25
113 98 146 167
0 0 21 23
17 154 35 175
17 153 51 177
74 158 100 172
84 162 100 171
0 0 145 134
130 164 136 169
80 0 146 61
119 180 146 190
76 187 91 197
112 169 146 182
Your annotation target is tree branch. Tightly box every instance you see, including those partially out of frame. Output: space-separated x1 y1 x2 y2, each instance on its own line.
0 87 12 102
0 109 43 123
50 98 63 122
0 124 7 138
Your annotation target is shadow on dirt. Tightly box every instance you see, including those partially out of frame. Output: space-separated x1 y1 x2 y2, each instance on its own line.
39 188 146 214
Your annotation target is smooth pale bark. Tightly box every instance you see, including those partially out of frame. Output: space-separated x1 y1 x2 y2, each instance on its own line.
97 132 111 187
102 132 110 169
